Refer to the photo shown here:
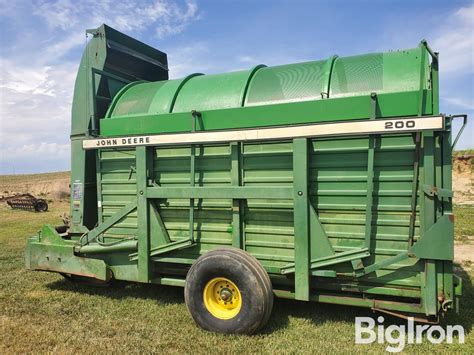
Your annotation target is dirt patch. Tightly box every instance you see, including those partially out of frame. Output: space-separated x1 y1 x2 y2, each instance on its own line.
455 242 474 263
452 154 473 205
454 241 474 273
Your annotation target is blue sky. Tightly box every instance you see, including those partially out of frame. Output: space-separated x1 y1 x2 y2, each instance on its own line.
0 0 473 174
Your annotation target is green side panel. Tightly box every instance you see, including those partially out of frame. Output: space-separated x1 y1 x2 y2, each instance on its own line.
153 144 233 253
94 133 434 293
244 60 326 106
242 141 294 271
308 134 423 290
99 149 138 240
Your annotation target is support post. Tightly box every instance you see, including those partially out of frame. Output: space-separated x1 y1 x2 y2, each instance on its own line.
442 117 454 304
293 138 310 301
352 93 377 272
363 93 377 250
407 133 421 246
230 142 243 249
422 260 438 316
420 129 437 315
136 146 152 282
189 144 195 243
422 133 435 233
189 111 200 243
95 149 103 223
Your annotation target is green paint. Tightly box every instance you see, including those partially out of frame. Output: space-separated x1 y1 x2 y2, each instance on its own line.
136 146 151 282
25 25 462 321
292 138 310 301
230 142 243 249
309 205 334 260
410 215 454 260
26 225 110 281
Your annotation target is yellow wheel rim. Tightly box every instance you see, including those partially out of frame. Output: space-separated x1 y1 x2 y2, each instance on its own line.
203 277 242 320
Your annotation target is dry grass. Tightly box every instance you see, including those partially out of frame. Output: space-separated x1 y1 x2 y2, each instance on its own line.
0 171 70 186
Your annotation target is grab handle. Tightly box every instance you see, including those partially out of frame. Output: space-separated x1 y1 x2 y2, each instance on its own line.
449 114 468 150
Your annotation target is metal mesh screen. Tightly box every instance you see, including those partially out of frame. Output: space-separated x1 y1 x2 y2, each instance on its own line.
172 70 253 113
111 81 166 117
245 60 326 106
329 54 383 97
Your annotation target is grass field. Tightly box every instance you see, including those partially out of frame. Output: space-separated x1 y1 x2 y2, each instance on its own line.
0 201 472 353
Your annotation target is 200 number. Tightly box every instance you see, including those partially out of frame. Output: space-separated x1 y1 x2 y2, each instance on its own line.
385 120 415 129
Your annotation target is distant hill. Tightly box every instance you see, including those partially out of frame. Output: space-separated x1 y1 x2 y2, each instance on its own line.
0 151 472 204
0 171 69 201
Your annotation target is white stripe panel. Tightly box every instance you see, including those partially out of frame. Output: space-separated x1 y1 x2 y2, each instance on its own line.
83 116 444 149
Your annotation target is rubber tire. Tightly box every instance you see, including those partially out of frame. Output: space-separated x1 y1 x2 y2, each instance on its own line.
34 199 48 212
184 247 273 334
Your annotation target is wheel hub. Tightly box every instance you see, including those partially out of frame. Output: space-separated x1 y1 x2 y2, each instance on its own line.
220 288 233 302
203 277 242 319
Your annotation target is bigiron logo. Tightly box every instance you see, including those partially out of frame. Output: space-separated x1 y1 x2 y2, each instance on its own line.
355 316 465 352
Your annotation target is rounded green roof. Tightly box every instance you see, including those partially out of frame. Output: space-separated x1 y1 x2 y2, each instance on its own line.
107 47 426 118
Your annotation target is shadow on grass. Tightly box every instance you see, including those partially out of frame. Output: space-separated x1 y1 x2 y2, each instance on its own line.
46 265 473 335
47 278 184 305
265 264 473 334
444 264 473 332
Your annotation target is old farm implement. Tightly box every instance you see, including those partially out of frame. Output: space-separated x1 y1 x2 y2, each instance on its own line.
2 193 48 212
25 24 467 333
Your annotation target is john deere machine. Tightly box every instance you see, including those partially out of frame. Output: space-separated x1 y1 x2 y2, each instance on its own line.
26 24 466 333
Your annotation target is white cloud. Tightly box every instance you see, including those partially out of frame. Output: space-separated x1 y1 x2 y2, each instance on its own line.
432 4 474 75
0 0 200 173
379 4 473 77
34 0 199 39
0 59 75 147
167 42 210 78
441 96 474 111
238 55 259 64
